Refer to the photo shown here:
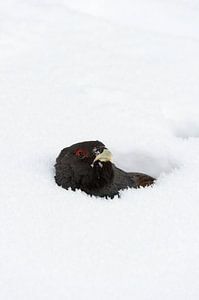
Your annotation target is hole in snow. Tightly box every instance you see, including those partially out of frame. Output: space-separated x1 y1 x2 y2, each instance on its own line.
171 121 199 139
114 151 179 179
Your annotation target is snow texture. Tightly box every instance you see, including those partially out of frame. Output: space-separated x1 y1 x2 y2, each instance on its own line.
0 0 199 299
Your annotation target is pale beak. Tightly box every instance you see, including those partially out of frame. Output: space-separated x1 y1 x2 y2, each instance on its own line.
93 148 112 163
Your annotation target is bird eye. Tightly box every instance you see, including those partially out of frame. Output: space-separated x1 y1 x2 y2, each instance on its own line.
74 148 88 159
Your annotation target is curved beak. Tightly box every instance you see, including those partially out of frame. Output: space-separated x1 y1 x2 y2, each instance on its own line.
93 148 112 163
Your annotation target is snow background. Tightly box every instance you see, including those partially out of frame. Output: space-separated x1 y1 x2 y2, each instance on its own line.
1 0 199 299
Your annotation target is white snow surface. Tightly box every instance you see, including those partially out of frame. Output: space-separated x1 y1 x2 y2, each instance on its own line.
1 0 199 299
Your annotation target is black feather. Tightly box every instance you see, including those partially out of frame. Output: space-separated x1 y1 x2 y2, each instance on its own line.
54 141 155 198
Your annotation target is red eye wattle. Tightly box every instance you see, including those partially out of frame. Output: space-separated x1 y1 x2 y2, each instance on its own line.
75 148 88 158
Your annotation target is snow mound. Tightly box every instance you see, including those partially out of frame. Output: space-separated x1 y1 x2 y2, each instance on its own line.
0 0 199 299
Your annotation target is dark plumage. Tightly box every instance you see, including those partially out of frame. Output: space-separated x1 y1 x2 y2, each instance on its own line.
54 140 155 198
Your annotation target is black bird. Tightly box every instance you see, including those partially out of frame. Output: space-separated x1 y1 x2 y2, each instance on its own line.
54 140 155 198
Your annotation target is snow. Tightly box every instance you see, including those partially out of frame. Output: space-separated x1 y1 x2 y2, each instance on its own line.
0 0 199 299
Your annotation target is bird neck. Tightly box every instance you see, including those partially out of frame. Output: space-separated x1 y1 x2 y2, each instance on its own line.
89 161 114 189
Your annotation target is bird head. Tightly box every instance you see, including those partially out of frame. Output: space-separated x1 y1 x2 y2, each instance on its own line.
71 140 112 167
55 141 114 191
